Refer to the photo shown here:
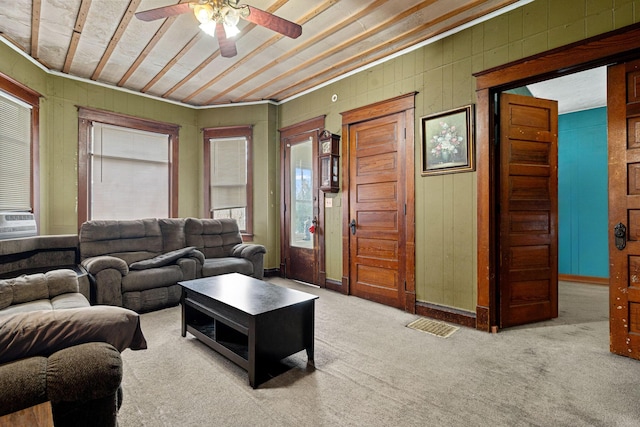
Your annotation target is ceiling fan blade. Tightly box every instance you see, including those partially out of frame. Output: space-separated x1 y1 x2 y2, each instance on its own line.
135 2 192 22
216 22 238 58
243 6 302 39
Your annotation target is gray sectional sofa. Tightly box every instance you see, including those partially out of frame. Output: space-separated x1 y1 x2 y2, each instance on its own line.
79 217 266 312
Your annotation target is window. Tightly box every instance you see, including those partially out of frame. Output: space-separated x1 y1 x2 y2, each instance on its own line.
90 123 169 220
204 126 253 237
0 72 40 215
78 107 179 225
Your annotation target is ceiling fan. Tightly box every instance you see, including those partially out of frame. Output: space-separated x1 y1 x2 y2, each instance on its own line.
135 0 302 58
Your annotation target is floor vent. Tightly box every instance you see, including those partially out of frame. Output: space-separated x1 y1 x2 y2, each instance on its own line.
407 318 459 338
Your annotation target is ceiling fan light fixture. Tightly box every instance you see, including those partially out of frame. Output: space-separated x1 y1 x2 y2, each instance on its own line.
199 20 217 37
223 22 240 38
223 7 240 38
194 3 214 25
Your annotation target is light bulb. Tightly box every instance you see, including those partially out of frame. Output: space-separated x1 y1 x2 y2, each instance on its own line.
224 8 240 27
194 4 213 24
223 23 240 38
223 8 240 38
199 21 217 37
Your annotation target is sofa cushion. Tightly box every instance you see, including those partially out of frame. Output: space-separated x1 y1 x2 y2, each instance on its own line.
121 265 183 292
0 270 80 310
0 280 12 310
79 218 163 258
0 306 147 364
0 293 89 316
8 274 49 305
159 218 186 252
45 269 79 297
201 257 254 277
51 293 91 310
0 300 54 316
184 218 243 258
129 247 197 270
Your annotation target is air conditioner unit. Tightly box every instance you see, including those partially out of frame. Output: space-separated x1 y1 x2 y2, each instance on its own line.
0 212 37 240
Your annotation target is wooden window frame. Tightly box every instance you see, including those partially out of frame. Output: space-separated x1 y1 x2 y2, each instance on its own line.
0 72 41 226
203 125 253 240
77 107 179 227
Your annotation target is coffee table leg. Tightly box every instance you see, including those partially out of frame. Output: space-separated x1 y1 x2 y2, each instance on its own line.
181 297 186 337
306 302 315 366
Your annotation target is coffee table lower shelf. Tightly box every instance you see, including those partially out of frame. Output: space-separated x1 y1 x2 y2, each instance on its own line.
184 302 250 371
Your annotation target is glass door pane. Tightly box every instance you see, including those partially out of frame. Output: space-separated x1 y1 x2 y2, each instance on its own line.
290 137 313 249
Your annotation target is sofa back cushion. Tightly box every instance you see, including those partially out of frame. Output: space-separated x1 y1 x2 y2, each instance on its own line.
159 218 186 252
184 218 242 258
79 219 163 260
0 269 80 310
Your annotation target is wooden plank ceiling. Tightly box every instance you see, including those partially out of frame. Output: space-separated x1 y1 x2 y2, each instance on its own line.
0 0 522 107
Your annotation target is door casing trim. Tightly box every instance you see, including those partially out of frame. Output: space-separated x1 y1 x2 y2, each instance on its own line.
473 22 640 332
279 116 325 284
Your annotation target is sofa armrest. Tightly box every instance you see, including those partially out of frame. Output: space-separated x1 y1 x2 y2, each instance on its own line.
230 243 266 259
81 256 127 306
0 342 122 418
46 342 122 402
231 244 266 279
81 256 128 276
0 356 48 416
177 257 197 281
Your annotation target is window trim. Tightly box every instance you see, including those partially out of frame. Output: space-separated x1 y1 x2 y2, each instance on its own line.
77 107 179 227
203 125 253 240
0 71 40 225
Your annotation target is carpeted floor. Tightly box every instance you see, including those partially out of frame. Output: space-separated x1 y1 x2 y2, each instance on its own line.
118 279 640 426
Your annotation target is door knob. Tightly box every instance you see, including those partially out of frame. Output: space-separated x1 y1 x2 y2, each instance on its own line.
614 222 627 250
350 219 356 235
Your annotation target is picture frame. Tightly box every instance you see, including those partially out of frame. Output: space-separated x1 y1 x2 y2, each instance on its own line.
421 104 475 176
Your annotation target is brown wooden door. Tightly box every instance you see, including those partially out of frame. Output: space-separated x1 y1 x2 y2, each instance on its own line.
608 59 640 359
283 133 317 284
498 92 558 328
348 112 407 308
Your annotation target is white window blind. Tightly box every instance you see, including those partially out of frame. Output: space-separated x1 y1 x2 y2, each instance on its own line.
0 91 32 211
210 137 247 229
91 123 169 220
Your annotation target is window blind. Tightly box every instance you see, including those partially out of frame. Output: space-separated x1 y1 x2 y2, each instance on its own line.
91 123 169 220
210 137 247 210
0 91 32 211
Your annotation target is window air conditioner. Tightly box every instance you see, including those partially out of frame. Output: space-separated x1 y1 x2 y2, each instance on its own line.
0 212 37 240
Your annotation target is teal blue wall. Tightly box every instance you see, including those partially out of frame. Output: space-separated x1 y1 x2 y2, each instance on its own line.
558 107 608 278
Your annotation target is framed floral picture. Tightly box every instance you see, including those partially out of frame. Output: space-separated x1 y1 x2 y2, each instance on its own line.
421 104 475 176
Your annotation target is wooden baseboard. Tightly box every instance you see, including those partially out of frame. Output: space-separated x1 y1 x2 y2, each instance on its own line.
558 274 608 286
262 268 280 278
325 278 343 292
415 302 476 328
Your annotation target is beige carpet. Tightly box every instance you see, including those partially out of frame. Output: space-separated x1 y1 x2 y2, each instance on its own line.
118 279 640 426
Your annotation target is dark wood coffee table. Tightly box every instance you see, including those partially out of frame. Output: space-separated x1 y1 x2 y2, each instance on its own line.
178 273 318 388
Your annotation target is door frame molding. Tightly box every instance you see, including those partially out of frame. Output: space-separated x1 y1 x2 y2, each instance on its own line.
340 92 417 312
279 116 325 284
473 22 640 332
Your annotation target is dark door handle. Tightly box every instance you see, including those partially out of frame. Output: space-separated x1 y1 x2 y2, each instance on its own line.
350 219 356 235
614 222 627 250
